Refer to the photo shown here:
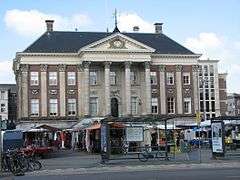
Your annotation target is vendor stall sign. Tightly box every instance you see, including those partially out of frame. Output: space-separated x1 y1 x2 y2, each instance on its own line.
211 121 224 153
126 127 143 142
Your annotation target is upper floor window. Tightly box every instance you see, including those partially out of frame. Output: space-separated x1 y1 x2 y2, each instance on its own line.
130 71 137 85
150 72 157 85
183 73 190 85
1 103 6 113
90 97 98 116
166 72 174 85
49 72 57 86
90 71 97 85
151 98 158 114
0 91 6 100
184 98 191 114
30 72 39 86
209 65 214 76
110 71 116 85
49 99 58 116
204 65 208 76
67 72 76 86
131 97 138 115
167 97 175 114
30 99 39 116
68 99 76 116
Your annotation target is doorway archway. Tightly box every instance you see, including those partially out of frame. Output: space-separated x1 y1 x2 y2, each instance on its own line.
111 98 119 117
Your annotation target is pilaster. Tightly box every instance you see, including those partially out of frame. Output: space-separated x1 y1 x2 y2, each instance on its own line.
176 65 183 114
40 64 48 117
159 65 166 114
58 64 66 117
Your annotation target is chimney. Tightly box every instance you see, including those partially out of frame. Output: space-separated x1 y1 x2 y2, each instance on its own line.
133 26 140 32
45 20 54 32
154 22 163 34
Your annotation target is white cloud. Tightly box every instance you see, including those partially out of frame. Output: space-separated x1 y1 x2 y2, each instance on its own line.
0 60 15 84
4 9 91 37
184 32 240 93
118 12 154 33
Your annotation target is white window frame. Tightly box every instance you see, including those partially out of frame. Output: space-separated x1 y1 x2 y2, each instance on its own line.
67 98 76 116
130 71 137 85
30 99 39 116
110 71 116 85
167 72 174 85
131 97 138 115
151 98 158 114
167 97 175 114
90 71 97 85
30 72 39 86
0 103 6 113
183 72 190 85
0 91 6 100
67 72 76 86
150 72 157 85
184 98 191 114
89 97 98 116
49 99 58 116
49 72 58 86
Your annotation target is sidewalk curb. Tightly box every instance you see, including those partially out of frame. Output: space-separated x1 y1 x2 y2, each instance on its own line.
25 161 240 177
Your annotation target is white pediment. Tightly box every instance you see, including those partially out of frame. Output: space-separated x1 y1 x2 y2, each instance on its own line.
78 33 155 53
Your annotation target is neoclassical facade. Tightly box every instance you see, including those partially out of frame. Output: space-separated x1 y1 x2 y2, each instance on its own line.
13 21 225 124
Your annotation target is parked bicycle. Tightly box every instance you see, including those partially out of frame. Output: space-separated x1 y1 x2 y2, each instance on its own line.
138 145 166 162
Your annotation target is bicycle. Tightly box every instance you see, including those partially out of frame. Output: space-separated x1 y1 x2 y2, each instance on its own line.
138 146 165 162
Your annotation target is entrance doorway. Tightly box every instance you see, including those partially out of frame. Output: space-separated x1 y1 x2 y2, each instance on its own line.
111 98 119 117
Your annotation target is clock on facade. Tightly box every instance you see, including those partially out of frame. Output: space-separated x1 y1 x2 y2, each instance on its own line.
113 40 123 48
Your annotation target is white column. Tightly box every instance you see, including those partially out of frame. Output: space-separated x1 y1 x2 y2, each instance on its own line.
125 61 131 115
145 62 151 114
104 62 111 116
21 64 28 118
192 65 199 113
214 63 221 116
83 61 90 116
40 64 48 117
176 65 183 114
17 73 22 119
77 64 84 117
58 64 66 117
159 65 166 114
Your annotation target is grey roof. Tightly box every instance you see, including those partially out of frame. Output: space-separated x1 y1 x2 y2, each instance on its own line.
23 31 195 55
0 84 16 92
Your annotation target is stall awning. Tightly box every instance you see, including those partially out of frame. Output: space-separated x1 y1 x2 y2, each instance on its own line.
86 123 101 130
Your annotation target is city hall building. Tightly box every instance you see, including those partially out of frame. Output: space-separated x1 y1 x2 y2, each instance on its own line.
13 20 227 128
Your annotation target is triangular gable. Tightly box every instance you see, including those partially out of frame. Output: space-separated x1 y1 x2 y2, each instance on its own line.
78 32 155 53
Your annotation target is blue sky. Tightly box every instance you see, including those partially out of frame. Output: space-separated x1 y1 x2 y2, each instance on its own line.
0 0 239 93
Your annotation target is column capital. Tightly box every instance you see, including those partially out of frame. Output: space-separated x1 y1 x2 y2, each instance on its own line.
40 64 48 72
176 65 183 72
104 61 112 69
58 64 66 72
83 61 91 69
19 64 29 72
192 65 199 72
77 64 84 72
144 61 150 69
124 61 131 69
159 65 166 72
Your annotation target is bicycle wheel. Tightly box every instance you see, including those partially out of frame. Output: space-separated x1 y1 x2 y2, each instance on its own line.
138 152 149 162
28 160 42 171
156 151 165 159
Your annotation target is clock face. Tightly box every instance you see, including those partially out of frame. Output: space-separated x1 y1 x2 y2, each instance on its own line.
113 40 122 48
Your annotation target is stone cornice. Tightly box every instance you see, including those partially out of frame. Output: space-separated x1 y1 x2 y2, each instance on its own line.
151 54 202 58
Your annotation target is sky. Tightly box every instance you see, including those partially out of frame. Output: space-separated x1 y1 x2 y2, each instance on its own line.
0 0 239 93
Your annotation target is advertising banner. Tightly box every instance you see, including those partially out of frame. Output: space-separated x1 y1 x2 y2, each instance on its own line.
126 127 143 142
211 122 224 153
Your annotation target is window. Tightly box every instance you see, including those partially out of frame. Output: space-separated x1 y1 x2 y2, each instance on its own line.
204 65 208 76
150 72 157 85
68 99 76 116
110 71 116 85
211 89 215 100
183 73 190 85
199 65 203 76
90 97 98 116
131 97 138 115
67 72 76 85
30 72 39 86
49 72 57 86
90 71 97 85
210 77 214 88
209 65 214 76
211 101 215 112
167 97 175 114
49 99 58 116
184 98 191 114
1 104 6 113
130 71 137 84
0 91 5 99
151 98 158 114
30 99 39 116
167 73 174 85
